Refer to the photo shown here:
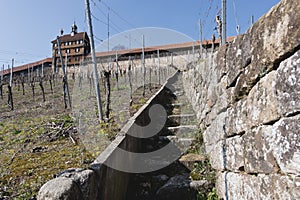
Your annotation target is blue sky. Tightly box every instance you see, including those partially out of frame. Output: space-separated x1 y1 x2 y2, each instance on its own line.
0 0 280 68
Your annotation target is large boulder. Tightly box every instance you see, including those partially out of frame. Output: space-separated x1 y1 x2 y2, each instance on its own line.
37 177 83 200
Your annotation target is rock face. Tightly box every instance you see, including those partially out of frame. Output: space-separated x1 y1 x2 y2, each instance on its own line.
37 177 84 200
183 0 300 198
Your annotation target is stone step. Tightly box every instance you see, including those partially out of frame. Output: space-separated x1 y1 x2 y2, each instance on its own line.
167 125 197 134
189 180 209 190
157 135 195 152
173 91 184 96
159 135 195 142
168 114 196 125
166 114 197 127
167 102 185 107
179 153 206 171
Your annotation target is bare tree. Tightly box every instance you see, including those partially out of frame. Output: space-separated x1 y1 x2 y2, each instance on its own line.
31 77 35 100
21 73 25 95
8 60 14 110
39 73 46 102
49 74 53 94
57 36 72 109
104 70 111 120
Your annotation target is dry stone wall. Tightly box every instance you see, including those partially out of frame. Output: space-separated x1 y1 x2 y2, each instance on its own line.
182 0 300 199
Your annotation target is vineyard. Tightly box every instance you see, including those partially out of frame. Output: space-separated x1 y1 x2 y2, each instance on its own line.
0 53 176 199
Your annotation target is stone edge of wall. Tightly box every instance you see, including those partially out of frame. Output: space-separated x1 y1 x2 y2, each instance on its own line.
37 71 179 200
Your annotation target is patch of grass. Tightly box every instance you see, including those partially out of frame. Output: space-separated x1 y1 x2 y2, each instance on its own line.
197 187 219 200
187 129 203 154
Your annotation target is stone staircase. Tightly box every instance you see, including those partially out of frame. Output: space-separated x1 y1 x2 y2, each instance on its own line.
126 72 209 200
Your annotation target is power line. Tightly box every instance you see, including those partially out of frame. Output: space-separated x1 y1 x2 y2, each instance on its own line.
99 0 145 35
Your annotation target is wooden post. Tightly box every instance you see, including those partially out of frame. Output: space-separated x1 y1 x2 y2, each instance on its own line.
0 64 3 99
21 73 25 95
212 34 215 53
199 19 203 57
128 56 133 105
115 51 119 90
39 66 46 102
192 44 195 63
41 62 44 78
104 71 111 119
27 65 30 85
65 53 68 78
157 49 160 85
30 66 35 101
142 34 145 97
187 50 190 68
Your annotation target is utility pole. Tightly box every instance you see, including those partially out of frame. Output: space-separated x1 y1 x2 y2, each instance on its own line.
85 0 103 121
199 19 203 56
221 0 227 45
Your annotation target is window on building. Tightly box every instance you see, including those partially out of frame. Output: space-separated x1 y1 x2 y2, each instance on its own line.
66 49 70 54
69 41 72 45
75 48 80 53
80 40 83 44
76 40 80 44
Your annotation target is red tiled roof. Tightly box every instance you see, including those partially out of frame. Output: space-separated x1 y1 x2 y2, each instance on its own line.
51 32 87 43
94 36 236 58
1 58 52 76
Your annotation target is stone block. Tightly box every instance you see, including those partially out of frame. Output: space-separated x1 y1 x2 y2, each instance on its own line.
275 50 300 116
243 126 279 174
224 100 248 136
249 0 300 69
225 136 244 172
216 172 299 200
206 140 225 171
265 115 300 175
225 34 251 88
203 112 227 147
